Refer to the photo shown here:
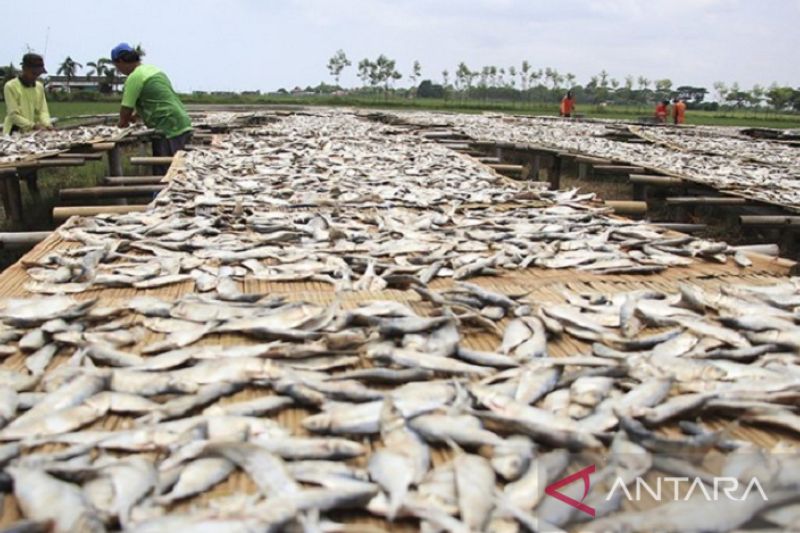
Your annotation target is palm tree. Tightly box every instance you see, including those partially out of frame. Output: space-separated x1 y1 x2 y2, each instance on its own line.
86 57 111 79
57 56 82 93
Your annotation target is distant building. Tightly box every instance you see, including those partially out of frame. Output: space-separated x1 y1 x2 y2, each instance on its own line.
290 86 316 96
45 74 125 93
241 90 261 96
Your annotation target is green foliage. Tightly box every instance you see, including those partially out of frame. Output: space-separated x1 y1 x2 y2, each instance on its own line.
417 80 445 98
326 50 351 86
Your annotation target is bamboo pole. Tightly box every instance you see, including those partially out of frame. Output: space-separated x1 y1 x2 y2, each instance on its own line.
91 142 115 152
574 156 611 165
488 164 524 173
58 152 104 160
102 176 164 186
604 200 648 215
593 165 646 174
666 197 748 206
130 156 174 165
15 158 85 169
732 244 780 257
59 185 164 200
53 205 148 222
0 232 50 247
653 223 707 233
629 174 684 186
740 215 800 226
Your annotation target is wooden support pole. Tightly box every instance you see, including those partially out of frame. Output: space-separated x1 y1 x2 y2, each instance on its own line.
605 200 648 216
5 174 23 224
59 185 164 200
577 162 589 180
130 156 174 166
530 154 541 181
665 197 748 206
53 204 148 222
549 155 562 190
20 169 40 201
102 176 164 186
0 231 50 248
629 174 684 186
0 168 15 216
108 145 124 177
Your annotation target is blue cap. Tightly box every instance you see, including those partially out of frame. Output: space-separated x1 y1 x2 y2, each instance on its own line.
111 42 135 62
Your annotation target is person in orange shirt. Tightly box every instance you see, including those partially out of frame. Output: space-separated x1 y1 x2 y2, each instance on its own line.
672 98 687 124
654 100 668 123
560 90 575 117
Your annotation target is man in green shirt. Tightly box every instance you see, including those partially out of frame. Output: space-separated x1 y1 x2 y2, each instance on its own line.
111 43 192 160
3 53 52 135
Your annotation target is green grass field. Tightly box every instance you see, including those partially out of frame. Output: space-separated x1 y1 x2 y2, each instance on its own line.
2 98 800 129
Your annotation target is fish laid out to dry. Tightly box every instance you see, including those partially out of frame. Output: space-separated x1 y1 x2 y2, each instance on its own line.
0 110 797 533
21 112 746 298
0 275 797 531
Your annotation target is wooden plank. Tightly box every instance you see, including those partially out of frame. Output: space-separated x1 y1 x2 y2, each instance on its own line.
666 197 748 206
53 204 148 222
59 185 164 200
130 156 174 165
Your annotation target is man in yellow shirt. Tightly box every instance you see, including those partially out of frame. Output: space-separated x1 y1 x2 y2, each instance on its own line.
3 53 52 135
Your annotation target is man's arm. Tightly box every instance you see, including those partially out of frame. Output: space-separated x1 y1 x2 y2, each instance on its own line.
118 70 143 128
4 82 35 131
36 85 52 129
118 106 135 128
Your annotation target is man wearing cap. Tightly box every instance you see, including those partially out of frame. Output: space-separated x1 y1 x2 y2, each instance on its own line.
111 43 192 159
3 53 52 135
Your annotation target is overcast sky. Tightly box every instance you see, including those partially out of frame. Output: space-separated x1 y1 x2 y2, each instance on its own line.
3 0 799 94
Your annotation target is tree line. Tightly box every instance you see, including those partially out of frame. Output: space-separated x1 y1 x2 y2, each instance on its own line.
327 50 800 112
0 47 145 95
